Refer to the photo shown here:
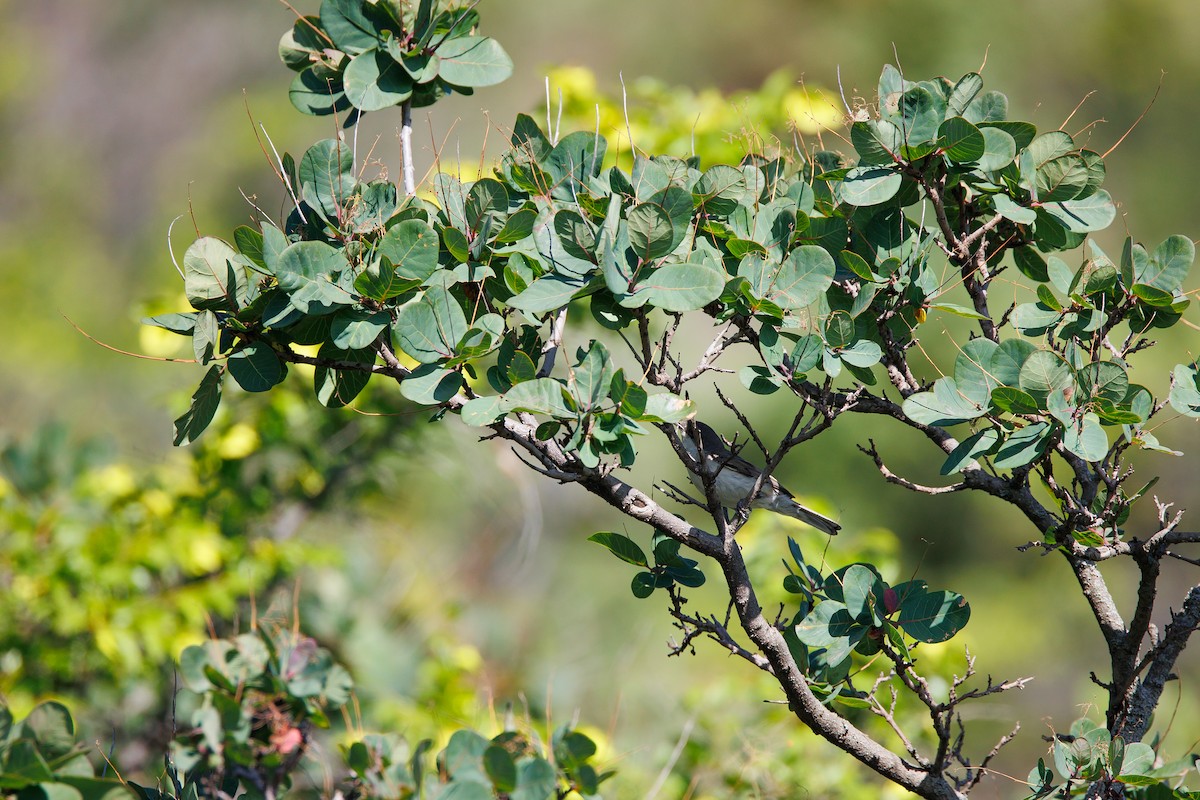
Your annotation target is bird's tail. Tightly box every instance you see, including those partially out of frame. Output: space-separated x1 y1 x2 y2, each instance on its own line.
769 497 841 535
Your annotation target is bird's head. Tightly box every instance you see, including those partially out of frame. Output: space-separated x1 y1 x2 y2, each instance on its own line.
680 419 727 458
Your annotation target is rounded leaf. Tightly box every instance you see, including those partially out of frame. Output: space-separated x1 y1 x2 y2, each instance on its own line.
343 49 414 111
588 532 649 567
1018 350 1073 404
631 263 724 312
435 36 513 87
379 219 439 280
937 117 986 163
627 203 676 261
837 166 902 207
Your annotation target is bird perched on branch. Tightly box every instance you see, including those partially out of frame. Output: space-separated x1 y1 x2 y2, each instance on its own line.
678 420 840 535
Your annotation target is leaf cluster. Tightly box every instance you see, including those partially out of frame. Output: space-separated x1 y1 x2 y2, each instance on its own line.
0 703 130 800
1023 718 1198 799
280 0 512 119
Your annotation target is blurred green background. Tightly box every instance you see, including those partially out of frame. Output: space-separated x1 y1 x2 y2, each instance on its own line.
3 0 1200 797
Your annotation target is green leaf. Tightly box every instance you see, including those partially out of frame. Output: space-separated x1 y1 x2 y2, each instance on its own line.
184 237 245 311
399 364 462 405
467 179 509 230
992 193 1036 224
953 338 1000 404
902 378 986 427
976 126 1016 172
319 0 379 53
434 36 513 87
234 225 267 271
1131 283 1176 307
1116 742 1156 781
1035 155 1089 202
379 219 440 280
837 166 902 206
553 729 598 770
838 249 876 281
824 310 856 349
1013 246 1049 282
938 117 985 163
275 240 349 313
964 90 1008 124
640 393 694 423
1040 190 1116 234
394 286 468 363
1018 350 1074 404
355 261 420 302
793 601 861 669
461 396 505 426
948 73 983 115
343 48 413 111
495 207 537 243
627 203 676 261
508 275 588 315
630 263 724 312
1079 361 1129 403
1061 413 1108 462
227 344 287 392
741 365 781 395
1079 258 1118 296
331 310 388 350
191 310 219 365
299 138 356 220
1138 234 1195 293
993 422 1052 470
482 746 517 793
22 703 77 760
630 571 657 598
896 85 943 145
897 588 970 642
693 164 746 215
173 366 223 446
1169 364 1200 417
511 757 557 800
739 247 835 310
941 427 1000 475
143 312 197 336
568 342 614 411
314 344 374 408
990 386 1039 415
850 119 903 165
442 226 471 263
553 210 597 262
838 340 882 368
841 565 881 623
289 65 351 117
588 532 649 567
394 50 440 82
503 378 573 418
991 339 1038 386
927 302 988 320
984 120 1036 150
545 131 606 199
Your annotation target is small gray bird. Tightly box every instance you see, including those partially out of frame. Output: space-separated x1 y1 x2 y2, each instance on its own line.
678 420 840 535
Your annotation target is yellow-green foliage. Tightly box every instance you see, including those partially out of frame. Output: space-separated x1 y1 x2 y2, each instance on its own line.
542 66 844 168
0 423 325 716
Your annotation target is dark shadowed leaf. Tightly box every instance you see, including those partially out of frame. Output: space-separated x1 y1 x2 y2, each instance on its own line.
898 588 970 642
227 344 287 393
173 366 223 446
588 532 649 567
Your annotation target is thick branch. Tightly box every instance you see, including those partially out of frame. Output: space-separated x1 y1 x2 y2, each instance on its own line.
1120 585 1200 740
